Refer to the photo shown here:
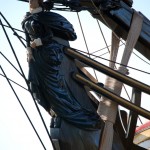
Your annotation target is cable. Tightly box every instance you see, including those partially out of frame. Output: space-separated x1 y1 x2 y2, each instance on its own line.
133 51 150 66
76 12 99 81
75 49 150 75
0 51 23 77
96 19 110 54
1 23 25 33
0 73 28 91
0 66 47 150
0 12 26 48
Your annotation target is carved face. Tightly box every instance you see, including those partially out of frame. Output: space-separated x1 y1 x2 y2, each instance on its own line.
29 0 39 9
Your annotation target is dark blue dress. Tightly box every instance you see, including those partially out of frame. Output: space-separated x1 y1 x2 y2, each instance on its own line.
22 10 101 130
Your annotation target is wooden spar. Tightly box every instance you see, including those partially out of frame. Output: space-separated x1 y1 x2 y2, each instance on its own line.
73 73 150 121
64 48 150 95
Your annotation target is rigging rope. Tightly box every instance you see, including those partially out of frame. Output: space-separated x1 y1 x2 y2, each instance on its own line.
0 51 23 77
0 66 47 150
96 19 110 54
0 73 28 91
76 12 99 81
75 49 150 75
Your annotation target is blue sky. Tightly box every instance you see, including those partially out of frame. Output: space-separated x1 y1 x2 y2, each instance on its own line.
0 0 150 150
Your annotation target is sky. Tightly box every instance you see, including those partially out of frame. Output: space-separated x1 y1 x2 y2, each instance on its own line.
0 0 150 150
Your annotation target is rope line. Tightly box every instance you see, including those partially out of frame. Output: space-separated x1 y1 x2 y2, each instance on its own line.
0 51 23 77
76 12 99 80
0 66 47 150
75 49 150 75
96 19 110 54
133 51 150 66
0 73 28 91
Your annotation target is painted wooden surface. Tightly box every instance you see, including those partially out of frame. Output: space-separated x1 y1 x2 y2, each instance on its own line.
134 121 150 149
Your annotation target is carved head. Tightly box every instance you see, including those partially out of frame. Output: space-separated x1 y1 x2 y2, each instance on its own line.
29 0 43 9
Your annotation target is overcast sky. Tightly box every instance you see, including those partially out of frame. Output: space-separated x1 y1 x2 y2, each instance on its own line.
0 0 150 150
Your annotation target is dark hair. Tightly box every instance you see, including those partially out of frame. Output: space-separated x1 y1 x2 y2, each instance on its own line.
43 0 54 11
38 0 43 7
39 0 53 11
